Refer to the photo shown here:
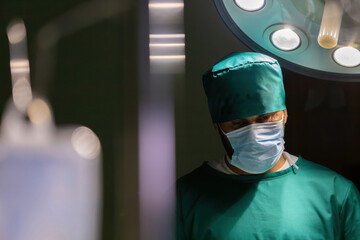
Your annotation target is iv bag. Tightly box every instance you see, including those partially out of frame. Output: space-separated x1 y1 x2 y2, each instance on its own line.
0 100 102 240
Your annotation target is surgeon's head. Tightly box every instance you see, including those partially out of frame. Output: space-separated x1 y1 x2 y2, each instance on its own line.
203 52 288 174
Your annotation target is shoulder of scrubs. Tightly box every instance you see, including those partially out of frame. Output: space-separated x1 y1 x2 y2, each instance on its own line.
285 159 360 239
176 165 208 240
341 181 360 240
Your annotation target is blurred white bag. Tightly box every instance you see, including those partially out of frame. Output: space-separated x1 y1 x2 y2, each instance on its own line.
0 99 102 240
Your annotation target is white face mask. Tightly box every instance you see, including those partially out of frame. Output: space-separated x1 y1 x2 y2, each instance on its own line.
222 113 285 174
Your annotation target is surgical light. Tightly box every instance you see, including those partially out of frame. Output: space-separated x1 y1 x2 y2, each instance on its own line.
333 47 360 68
214 0 360 81
271 28 301 51
234 0 265 12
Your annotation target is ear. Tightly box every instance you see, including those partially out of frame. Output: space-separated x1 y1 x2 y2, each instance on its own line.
283 109 288 124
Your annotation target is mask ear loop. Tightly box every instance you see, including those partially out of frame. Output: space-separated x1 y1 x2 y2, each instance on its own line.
279 110 298 171
288 156 299 172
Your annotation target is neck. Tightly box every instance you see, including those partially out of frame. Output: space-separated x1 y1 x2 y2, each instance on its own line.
225 153 287 175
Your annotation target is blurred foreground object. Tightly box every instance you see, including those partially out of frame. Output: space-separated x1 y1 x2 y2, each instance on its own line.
0 99 102 240
0 18 102 240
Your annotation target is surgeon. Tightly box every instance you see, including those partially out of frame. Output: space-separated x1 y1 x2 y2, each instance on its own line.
177 52 360 240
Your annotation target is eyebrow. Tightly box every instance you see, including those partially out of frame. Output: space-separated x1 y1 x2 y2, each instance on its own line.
232 112 277 123
258 112 275 117
255 112 277 120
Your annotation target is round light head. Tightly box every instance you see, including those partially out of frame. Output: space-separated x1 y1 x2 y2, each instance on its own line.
234 0 266 12
270 28 301 51
333 47 360 68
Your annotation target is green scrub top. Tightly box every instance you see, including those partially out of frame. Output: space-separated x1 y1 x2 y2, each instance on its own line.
177 157 360 240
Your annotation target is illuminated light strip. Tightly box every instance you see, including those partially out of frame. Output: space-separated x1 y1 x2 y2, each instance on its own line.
148 3 184 9
149 34 185 39
10 59 30 73
149 43 185 47
150 55 186 60
10 59 29 68
10 68 30 74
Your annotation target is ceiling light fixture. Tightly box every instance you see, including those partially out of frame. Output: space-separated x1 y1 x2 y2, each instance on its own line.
214 0 360 81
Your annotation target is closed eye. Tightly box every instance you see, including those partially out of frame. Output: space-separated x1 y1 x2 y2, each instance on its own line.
257 113 275 122
258 115 270 120
231 119 249 128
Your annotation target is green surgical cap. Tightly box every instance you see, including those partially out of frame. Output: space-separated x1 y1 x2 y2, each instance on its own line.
203 52 286 123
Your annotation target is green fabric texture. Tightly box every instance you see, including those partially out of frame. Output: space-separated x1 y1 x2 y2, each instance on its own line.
177 157 360 240
202 52 286 123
